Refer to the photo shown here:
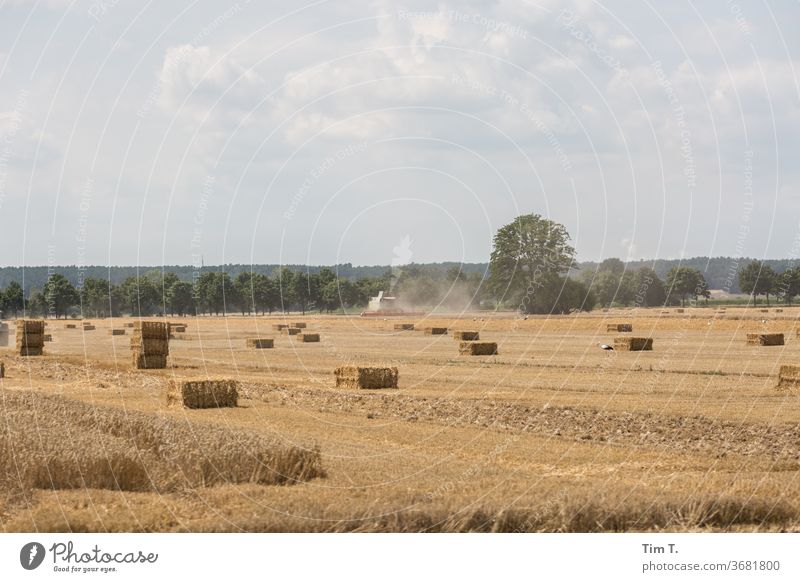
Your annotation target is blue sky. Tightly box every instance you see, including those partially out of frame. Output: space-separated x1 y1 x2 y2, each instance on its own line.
1 0 798 267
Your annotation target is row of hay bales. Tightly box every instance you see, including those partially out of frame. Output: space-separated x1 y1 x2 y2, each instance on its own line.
393 322 498 356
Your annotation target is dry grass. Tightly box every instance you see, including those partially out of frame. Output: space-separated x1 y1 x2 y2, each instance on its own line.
0 389 324 493
4 309 800 532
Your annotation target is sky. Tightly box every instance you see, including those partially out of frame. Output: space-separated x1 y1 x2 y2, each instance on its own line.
0 0 798 268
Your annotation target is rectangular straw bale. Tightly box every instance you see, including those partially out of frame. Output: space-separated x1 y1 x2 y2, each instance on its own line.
424 327 448 335
282 327 301 335
0 362 4 378
109 329 126 336
246 338 274 349
776 309 784 313
777 365 800 392
16 320 45 334
453 331 480 341
16 332 44 348
676 308 685 313
43 334 52 342
165 378 239 409
393 323 415 331
124 322 135 328
614 337 653 351
131 351 167 369
459 341 498 356
272 324 288 331
746 333 784 346
292 322 307 329
169 325 187 333
130 337 169 355
606 323 632 332
299 333 320 343
334 366 398 389
133 320 169 339
82 325 96 331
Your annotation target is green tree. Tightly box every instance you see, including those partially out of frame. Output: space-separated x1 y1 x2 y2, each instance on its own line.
120 276 161 316
633 267 666 307
234 271 256 315
775 267 800 304
488 214 576 313
80 277 112 317
3 281 24 317
739 261 777 306
666 267 708 306
27 288 47 317
43 273 79 318
167 280 195 316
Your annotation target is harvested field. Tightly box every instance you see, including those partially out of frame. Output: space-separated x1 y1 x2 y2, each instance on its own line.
614 337 653 351
3 310 800 533
0 389 322 492
453 330 479 341
776 365 800 392
334 366 398 389
166 378 240 409
459 341 498 355
246 338 274 349
747 333 784 346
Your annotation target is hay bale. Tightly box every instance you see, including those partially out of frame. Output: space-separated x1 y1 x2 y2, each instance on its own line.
124 322 135 328
459 341 498 356
165 378 239 409
453 331 480 341
393 323 415 331
170 325 186 333
424 327 448 335
760 309 769 313
15 321 44 356
42 334 52 342
676 308 685 313
292 322 307 329
130 337 169 355
131 352 168 369
272 324 288 331
131 320 169 369
0 362 4 378
134 320 169 339
282 327 301 336
246 338 274 349
65 323 76 329
334 366 398 389
777 365 800 392
82 325 96 331
746 333 784 346
660 311 670 315
16 320 45 334
606 323 632 332
109 329 126 336
614 337 653 351
776 309 784 313
300 333 320 343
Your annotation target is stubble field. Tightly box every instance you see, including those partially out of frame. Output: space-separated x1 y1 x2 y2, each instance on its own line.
1 307 799 532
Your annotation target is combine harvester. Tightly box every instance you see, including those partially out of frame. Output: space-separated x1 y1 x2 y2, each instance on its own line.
360 291 425 317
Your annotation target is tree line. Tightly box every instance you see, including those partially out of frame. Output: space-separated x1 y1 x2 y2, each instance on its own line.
0 215 796 318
